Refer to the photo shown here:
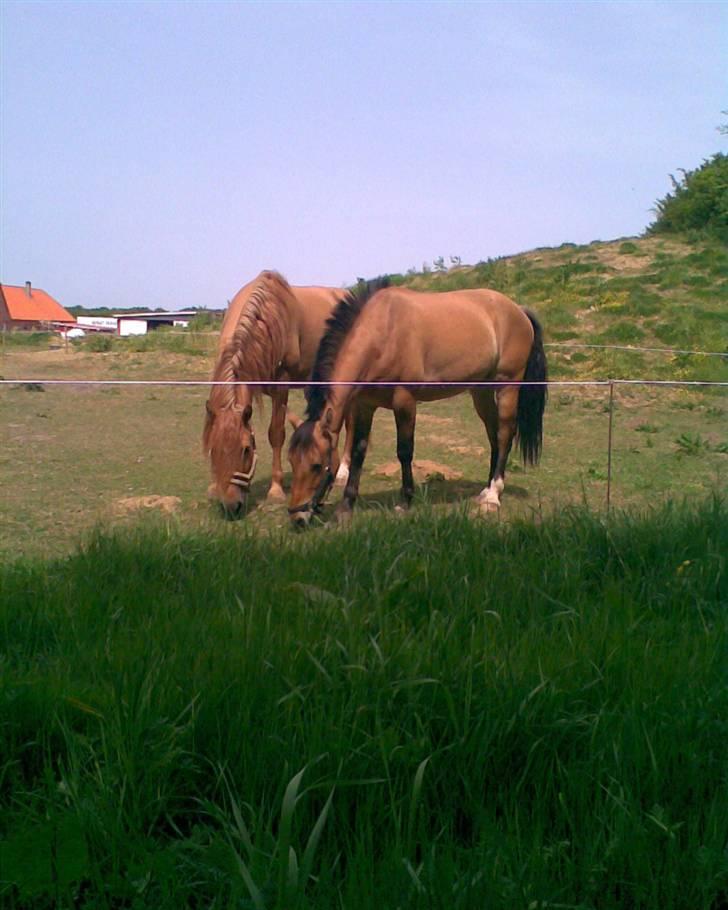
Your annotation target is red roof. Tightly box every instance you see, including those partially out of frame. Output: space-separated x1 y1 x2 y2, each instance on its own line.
0 284 75 323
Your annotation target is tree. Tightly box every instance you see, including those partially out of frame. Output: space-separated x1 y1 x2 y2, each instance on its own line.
647 153 728 241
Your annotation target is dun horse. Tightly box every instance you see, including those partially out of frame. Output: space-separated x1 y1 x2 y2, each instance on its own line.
204 270 353 516
288 279 547 527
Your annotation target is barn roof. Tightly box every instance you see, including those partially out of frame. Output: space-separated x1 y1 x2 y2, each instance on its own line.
0 283 75 323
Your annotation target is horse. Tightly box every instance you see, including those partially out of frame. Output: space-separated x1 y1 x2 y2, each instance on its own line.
287 278 547 528
204 270 354 517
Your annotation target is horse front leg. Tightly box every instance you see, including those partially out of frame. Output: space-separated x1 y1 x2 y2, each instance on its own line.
334 403 375 524
393 389 417 512
267 390 288 501
335 406 355 486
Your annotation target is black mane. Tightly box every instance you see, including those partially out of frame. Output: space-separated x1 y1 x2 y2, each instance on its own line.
305 276 390 421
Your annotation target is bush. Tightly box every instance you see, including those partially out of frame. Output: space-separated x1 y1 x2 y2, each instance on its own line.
82 334 113 353
648 153 728 241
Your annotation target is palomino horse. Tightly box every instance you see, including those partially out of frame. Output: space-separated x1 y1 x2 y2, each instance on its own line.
204 270 353 516
288 279 547 527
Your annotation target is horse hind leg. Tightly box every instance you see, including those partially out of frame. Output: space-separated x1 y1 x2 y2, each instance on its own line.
472 385 517 513
393 389 417 512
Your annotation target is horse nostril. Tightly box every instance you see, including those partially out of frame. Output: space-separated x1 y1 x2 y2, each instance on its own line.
292 513 309 530
221 499 244 521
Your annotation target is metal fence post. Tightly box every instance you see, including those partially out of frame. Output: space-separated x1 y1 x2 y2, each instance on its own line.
606 380 615 512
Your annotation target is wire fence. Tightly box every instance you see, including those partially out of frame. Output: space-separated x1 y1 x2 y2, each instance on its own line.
3 371 726 516
3 336 727 518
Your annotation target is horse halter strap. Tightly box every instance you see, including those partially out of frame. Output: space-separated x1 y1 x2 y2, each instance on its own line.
288 463 335 516
230 452 258 492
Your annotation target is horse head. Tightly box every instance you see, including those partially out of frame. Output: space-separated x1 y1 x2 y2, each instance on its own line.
287 408 340 529
204 399 258 518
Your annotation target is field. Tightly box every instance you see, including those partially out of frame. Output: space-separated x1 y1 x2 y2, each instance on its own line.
1 234 727 907
2 233 727 558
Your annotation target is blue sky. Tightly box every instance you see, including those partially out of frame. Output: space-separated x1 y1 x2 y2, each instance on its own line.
1 1 725 311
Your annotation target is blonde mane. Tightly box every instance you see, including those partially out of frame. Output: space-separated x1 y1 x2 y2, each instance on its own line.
210 270 291 410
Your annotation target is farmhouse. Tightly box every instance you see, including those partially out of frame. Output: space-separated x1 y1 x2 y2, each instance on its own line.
0 282 75 331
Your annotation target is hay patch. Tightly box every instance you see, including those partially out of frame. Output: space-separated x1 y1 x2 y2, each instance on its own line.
114 495 182 516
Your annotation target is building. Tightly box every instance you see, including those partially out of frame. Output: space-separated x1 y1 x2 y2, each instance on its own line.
0 282 75 331
114 311 196 336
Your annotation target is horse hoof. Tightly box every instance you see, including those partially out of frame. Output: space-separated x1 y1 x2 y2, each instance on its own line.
478 499 500 515
394 504 409 516
334 507 353 526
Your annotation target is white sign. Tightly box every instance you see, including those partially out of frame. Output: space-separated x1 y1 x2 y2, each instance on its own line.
77 316 118 330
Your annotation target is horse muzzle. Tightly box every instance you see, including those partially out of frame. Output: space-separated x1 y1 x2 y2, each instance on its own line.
287 467 334 528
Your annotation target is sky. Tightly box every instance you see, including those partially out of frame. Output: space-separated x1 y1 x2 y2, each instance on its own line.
1 1 725 312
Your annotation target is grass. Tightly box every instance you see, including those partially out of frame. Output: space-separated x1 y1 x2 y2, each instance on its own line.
1 498 727 908
1 232 728 907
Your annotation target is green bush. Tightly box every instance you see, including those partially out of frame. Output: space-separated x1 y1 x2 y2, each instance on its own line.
82 334 114 353
1 331 55 348
648 153 728 241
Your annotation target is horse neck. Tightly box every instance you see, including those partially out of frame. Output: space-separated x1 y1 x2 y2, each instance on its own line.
324 332 373 433
209 368 253 413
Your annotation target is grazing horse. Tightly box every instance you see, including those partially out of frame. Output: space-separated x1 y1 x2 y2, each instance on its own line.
288 279 547 527
204 270 353 516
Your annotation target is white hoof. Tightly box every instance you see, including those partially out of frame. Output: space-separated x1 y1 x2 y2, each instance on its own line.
477 488 501 514
266 484 286 502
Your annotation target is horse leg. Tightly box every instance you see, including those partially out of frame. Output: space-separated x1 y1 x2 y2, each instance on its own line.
393 389 417 512
471 389 498 496
267 390 288 500
473 385 518 512
334 403 375 523
336 406 354 486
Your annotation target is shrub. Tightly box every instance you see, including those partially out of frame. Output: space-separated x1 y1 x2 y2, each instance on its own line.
648 153 728 241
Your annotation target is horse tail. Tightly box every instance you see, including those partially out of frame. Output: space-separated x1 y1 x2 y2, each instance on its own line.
517 309 547 465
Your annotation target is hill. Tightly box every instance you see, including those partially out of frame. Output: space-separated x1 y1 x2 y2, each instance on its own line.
392 233 728 382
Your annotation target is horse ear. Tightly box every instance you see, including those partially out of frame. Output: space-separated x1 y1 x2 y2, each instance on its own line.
287 411 303 430
241 404 253 424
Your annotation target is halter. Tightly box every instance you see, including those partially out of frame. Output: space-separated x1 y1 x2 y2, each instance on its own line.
229 424 258 493
230 451 258 492
288 461 335 516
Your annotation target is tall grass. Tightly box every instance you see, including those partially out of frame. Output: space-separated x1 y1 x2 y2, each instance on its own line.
1 498 726 908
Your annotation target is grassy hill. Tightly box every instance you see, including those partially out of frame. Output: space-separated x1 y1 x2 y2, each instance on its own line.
391 233 728 382
6 232 726 384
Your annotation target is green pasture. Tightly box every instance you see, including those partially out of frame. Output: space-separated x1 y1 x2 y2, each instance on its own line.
1 343 726 560
1 499 727 908
1 232 727 906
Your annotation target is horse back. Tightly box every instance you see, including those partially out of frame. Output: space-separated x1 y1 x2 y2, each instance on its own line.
372 287 534 382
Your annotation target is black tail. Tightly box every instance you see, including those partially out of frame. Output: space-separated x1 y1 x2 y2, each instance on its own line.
517 310 547 465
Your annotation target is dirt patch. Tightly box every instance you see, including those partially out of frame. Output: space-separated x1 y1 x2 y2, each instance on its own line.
418 415 455 427
425 433 455 446
114 495 182 515
372 460 462 481
448 445 486 457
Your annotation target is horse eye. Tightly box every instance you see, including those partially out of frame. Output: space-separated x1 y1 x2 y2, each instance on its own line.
311 463 323 473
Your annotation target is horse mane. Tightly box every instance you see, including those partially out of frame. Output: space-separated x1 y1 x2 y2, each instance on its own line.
209 270 292 411
305 276 390 421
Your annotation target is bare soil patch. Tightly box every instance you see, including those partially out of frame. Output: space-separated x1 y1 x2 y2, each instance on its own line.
373 460 462 481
